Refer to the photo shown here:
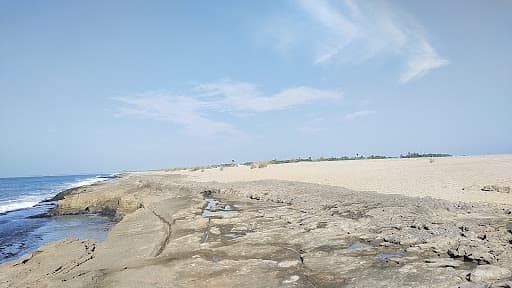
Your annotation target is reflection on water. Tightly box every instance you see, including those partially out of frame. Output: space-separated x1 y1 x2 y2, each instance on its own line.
202 198 239 217
35 214 114 244
0 210 114 264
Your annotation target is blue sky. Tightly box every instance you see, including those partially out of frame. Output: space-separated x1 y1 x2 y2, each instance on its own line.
1 0 511 177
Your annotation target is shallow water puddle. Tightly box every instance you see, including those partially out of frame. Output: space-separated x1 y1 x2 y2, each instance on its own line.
376 251 403 260
201 198 241 244
202 230 209 243
337 242 372 253
332 241 373 255
223 233 241 239
348 242 370 250
202 198 239 217
210 255 221 263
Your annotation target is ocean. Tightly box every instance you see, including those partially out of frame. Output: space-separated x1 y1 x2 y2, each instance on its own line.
0 174 116 264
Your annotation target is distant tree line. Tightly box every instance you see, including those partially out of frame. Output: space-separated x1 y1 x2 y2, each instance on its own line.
167 152 452 172
242 155 389 166
399 152 452 158
242 152 451 166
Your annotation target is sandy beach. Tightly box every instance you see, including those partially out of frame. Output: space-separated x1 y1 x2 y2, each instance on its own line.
0 155 511 287
3 0 510 286
167 154 512 204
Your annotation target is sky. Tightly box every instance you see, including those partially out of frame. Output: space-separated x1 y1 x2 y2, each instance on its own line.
1 0 511 177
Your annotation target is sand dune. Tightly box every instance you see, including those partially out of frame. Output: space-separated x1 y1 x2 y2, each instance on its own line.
166 154 512 204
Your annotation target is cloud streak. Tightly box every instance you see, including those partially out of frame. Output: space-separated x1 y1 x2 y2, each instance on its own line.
344 110 375 120
297 0 449 82
195 79 341 111
115 80 342 137
115 92 240 137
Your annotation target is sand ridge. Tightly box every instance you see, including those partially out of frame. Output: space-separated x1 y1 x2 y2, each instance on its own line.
162 154 512 204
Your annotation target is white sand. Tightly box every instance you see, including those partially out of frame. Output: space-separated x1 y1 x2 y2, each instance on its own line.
167 154 512 204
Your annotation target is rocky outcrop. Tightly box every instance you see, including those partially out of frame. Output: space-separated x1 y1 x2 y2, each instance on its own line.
44 177 145 220
1 174 511 287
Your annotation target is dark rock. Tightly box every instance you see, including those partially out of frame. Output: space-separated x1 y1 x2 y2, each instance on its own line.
481 185 511 193
491 281 512 288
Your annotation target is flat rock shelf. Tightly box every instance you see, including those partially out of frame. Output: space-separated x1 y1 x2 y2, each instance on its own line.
0 169 511 287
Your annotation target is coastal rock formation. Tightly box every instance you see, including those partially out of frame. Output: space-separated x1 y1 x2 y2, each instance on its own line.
469 265 512 282
44 175 144 219
1 172 511 287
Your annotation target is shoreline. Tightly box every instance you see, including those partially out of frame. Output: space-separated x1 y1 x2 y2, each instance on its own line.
33 176 123 220
0 174 116 216
0 175 119 265
1 156 511 287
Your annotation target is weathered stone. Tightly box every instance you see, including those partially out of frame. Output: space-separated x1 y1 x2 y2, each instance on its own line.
470 265 512 282
383 234 401 244
282 275 300 284
1 173 512 288
425 258 464 268
278 260 300 268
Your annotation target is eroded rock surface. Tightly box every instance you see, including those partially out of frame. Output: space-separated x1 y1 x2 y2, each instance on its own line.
0 174 511 287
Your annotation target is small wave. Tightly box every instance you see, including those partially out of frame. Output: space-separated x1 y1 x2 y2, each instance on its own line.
0 194 54 214
0 201 41 214
0 175 113 215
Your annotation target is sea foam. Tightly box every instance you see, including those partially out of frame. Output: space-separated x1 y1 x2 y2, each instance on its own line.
0 175 111 214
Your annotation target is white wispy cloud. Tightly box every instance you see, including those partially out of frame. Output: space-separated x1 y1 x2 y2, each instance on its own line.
400 38 450 83
296 0 449 82
114 91 241 137
196 79 342 111
115 80 342 136
344 110 375 120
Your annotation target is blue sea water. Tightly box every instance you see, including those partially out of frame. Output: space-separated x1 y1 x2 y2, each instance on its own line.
0 175 116 264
